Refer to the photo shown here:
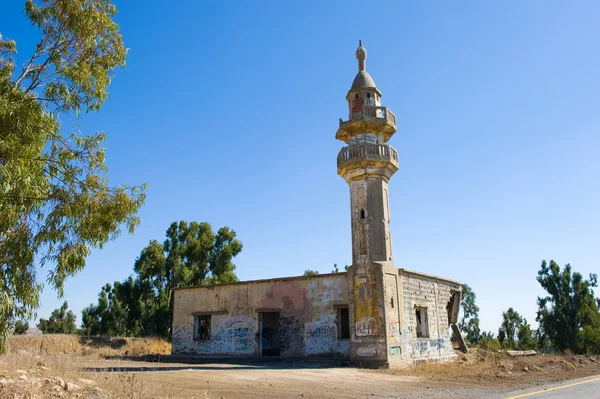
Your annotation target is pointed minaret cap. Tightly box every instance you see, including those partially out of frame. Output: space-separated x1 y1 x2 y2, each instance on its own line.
351 40 376 90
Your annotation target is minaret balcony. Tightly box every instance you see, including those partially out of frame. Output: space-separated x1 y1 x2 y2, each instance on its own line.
336 105 397 144
337 143 399 181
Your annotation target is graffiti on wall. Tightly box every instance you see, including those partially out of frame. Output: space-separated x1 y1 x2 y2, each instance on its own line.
411 338 451 357
358 347 378 357
280 314 304 355
304 319 340 354
354 274 379 336
214 315 256 354
388 322 400 336
388 346 401 356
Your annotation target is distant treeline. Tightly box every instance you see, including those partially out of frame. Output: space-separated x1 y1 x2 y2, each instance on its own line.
458 260 600 355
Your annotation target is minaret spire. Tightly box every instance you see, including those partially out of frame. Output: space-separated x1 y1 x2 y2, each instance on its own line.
356 40 367 72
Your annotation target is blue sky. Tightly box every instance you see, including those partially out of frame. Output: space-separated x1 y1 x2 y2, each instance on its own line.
2 1 599 334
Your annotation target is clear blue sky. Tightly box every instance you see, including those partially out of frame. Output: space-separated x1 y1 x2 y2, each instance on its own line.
2 1 599 334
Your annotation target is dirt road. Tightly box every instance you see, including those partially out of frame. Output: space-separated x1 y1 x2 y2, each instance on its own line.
80 359 521 398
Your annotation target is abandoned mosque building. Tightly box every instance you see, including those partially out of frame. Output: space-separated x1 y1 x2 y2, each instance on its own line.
172 42 463 368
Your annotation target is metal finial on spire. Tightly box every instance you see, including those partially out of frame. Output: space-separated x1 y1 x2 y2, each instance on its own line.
355 41 367 72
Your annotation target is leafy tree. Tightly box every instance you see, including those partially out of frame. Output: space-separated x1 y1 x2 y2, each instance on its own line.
83 221 242 338
477 331 501 350
14 320 29 335
303 269 319 276
516 318 537 350
458 284 481 344
331 264 349 273
0 0 145 351
37 301 76 334
500 307 523 348
536 260 600 354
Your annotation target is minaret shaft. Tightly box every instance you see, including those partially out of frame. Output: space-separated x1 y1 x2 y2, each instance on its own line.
337 41 399 367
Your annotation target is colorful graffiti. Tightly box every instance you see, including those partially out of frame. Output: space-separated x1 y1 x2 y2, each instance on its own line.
358 347 378 357
304 319 341 355
388 346 401 356
388 322 400 336
354 274 379 336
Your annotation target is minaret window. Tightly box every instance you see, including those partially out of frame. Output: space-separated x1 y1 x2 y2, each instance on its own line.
360 209 365 219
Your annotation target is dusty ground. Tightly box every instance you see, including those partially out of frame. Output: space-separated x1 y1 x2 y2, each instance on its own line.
1 336 600 399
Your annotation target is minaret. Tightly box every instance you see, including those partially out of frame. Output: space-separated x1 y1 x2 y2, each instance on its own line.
337 41 399 367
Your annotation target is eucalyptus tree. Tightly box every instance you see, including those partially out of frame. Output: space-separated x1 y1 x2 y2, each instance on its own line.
0 0 145 351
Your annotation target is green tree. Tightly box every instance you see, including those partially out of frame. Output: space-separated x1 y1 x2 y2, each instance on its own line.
516 318 537 350
83 221 242 338
303 269 319 276
14 320 29 335
500 307 524 348
0 0 145 352
458 283 481 344
536 260 600 354
37 301 76 334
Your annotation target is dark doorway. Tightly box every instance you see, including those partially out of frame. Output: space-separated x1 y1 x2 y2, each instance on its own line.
259 311 281 356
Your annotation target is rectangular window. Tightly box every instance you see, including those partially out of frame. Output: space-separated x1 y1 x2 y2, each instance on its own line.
193 315 211 340
337 307 350 339
415 307 429 338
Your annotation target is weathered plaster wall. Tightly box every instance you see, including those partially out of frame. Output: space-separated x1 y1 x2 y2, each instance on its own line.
172 274 349 357
395 270 460 365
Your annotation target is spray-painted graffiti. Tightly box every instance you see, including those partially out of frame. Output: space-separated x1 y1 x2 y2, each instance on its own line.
356 316 378 336
305 324 336 338
389 346 401 356
388 322 400 336
411 338 451 358
213 315 257 354
304 319 341 355
358 347 378 357
280 314 304 355
354 274 379 336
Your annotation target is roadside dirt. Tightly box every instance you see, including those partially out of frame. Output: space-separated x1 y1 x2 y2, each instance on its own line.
2 336 600 399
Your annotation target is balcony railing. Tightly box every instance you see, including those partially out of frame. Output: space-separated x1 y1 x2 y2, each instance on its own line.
337 143 399 169
341 105 396 128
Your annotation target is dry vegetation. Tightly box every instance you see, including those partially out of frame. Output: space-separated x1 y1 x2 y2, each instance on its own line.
2 336 600 398
0 335 176 399
386 347 600 388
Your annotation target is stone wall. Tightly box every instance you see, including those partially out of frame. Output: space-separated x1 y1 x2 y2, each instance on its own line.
394 269 461 365
172 274 350 357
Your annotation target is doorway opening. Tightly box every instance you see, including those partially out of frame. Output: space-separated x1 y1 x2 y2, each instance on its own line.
259 311 281 356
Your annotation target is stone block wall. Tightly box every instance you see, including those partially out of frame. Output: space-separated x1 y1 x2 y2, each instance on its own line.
172 274 350 357
394 269 460 365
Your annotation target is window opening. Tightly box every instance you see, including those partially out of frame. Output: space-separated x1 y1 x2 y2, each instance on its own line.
337 307 350 339
415 307 429 338
360 209 365 219
193 315 211 340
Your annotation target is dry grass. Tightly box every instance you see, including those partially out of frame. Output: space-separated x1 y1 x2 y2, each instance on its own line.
7 334 171 357
385 348 600 387
1 334 176 399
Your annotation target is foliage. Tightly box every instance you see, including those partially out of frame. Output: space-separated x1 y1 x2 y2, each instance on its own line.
497 307 537 350
477 331 502 350
331 264 349 273
0 0 145 352
37 301 76 334
516 318 537 350
458 284 481 344
500 307 523 348
303 269 319 276
13 320 29 335
536 260 600 354
82 221 242 338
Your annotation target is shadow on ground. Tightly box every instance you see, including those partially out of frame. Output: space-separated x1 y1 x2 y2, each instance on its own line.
84 356 349 373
